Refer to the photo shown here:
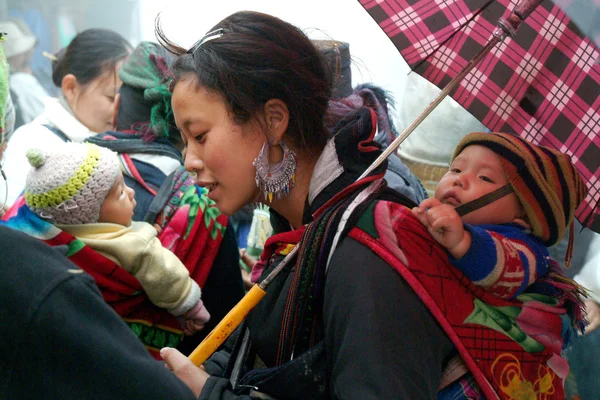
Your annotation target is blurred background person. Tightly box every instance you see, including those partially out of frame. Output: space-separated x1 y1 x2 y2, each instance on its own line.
0 30 15 218
2 27 130 207
1 18 49 132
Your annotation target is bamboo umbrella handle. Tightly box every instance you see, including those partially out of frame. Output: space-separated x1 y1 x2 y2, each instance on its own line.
188 284 267 366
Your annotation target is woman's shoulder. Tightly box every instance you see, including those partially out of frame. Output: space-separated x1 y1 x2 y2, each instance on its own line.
8 116 56 145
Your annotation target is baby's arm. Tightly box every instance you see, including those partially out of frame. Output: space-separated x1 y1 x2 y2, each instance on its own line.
134 236 210 334
451 226 547 298
134 236 200 314
412 198 472 259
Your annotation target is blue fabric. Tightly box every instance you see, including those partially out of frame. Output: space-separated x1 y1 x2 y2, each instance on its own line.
437 373 484 400
235 222 251 249
384 153 428 204
123 159 165 222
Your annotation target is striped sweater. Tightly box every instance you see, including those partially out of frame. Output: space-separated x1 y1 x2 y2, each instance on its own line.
450 223 549 299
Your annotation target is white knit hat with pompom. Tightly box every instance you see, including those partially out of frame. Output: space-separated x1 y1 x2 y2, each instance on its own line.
25 142 120 224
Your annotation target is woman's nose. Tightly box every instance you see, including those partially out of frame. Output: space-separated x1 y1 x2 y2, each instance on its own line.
184 152 204 174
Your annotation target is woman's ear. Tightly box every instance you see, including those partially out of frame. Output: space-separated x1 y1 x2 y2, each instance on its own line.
61 74 79 107
264 99 289 144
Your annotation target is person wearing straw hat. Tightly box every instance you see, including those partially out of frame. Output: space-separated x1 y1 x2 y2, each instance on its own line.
1 18 49 132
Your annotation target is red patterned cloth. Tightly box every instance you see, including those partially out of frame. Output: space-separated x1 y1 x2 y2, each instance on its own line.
359 0 600 233
256 200 572 398
350 201 570 399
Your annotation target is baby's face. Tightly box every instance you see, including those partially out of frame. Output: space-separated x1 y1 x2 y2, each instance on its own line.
98 172 136 226
435 145 525 226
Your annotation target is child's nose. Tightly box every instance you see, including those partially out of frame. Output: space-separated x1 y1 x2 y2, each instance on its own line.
453 173 468 188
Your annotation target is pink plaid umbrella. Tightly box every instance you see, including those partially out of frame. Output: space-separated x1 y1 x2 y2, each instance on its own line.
360 0 600 233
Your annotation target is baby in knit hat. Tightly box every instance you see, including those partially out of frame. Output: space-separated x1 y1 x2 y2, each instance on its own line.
413 132 587 299
24 142 210 334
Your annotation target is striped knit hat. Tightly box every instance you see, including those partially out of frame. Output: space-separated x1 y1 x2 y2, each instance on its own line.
453 132 588 247
25 142 120 225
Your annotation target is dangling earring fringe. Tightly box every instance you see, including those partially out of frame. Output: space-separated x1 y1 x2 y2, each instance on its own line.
253 141 297 202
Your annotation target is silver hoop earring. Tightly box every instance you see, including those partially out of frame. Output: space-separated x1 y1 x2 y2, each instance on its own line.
253 141 297 202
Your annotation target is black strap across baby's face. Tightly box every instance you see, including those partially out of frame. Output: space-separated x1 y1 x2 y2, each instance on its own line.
454 184 514 217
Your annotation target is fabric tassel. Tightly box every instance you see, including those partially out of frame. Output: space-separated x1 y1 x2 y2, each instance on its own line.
534 258 589 347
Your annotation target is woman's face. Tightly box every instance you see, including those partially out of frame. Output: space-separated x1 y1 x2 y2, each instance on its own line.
65 64 123 133
172 75 264 215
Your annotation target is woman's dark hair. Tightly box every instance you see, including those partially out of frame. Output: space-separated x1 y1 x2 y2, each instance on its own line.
115 84 152 130
51 28 131 88
157 11 332 153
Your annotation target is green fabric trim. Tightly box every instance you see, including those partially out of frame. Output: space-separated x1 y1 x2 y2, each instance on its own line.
465 299 544 353
66 239 86 257
126 321 182 350
355 201 379 239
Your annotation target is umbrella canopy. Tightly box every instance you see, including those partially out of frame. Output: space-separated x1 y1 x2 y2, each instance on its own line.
360 0 600 233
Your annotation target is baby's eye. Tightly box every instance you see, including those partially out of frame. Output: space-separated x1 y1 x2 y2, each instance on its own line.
450 168 461 173
480 176 494 183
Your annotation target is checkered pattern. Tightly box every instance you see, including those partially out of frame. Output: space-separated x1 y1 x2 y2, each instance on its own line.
360 0 600 233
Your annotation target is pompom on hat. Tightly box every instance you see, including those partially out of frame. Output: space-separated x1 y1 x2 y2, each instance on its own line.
453 132 588 247
25 142 120 224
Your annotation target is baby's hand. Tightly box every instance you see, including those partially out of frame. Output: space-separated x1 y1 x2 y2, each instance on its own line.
412 198 470 258
181 300 211 336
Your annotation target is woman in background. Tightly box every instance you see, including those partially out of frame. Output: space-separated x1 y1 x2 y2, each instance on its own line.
2 28 130 205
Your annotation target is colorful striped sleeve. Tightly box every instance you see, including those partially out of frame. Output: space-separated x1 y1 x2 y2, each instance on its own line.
450 224 549 299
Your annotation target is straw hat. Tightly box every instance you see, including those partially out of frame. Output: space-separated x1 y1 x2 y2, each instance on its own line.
1 19 36 59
